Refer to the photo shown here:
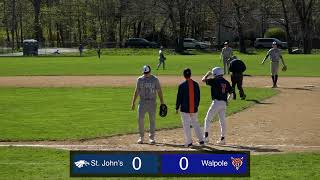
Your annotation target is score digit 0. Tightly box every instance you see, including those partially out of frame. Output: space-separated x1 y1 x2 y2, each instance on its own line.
179 157 189 171
132 157 142 171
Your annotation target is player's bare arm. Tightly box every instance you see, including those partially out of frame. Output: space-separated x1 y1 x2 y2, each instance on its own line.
131 87 139 110
261 54 269 64
202 71 212 82
157 88 164 105
280 55 287 67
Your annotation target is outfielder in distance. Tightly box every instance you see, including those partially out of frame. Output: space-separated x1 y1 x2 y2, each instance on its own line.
157 46 166 70
175 68 204 147
220 41 233 75
261 41 287 88
202 67 233 145
131 65 165 144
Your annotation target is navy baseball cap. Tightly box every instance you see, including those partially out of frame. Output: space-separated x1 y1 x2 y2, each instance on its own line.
143 65 151 74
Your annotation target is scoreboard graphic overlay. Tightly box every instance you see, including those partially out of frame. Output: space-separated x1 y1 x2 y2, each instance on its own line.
70 151 250 177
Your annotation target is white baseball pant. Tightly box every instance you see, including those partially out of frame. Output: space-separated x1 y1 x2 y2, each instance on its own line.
204 100 227 138
180 112 203 145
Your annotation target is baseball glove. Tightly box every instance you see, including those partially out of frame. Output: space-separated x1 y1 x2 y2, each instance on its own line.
159 104 167 117
282 65 287 72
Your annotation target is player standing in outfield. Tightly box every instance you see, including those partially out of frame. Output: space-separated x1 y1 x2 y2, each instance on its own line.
202 67 232 145
131 65 165 144
157 46 166 70
79 44 84 57
261 41 287 88
176 68 204 147
220 42 233 75
97 46 101 59
229 56 247 100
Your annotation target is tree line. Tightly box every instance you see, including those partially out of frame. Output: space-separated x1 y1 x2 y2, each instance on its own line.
0 0 319 53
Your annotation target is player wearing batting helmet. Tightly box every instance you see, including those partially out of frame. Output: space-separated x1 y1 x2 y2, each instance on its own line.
202 67 233 145
176 68 204 147
131 65 165 144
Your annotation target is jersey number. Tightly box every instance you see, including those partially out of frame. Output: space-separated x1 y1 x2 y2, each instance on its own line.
221 83 227 94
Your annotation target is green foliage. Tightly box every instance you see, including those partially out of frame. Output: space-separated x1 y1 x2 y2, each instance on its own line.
0 87 276 141
264 27 287 41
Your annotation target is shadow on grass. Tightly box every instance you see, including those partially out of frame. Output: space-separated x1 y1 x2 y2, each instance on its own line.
220 144 281 153
280 87 313 91
155 142 281 153
155 142 221 152
245 99 273 105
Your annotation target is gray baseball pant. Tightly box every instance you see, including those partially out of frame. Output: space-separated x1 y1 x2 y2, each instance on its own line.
138 101 156 140
271 61 279 75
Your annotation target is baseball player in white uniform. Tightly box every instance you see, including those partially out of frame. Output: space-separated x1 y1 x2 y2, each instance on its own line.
261 41 287 88
131 65 164 144
220 42 233 75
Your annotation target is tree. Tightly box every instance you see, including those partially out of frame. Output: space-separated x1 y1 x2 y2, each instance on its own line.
280 0 294 54
231 0 255 53
207 0 224 48
291 0 314 54
30 0 44 42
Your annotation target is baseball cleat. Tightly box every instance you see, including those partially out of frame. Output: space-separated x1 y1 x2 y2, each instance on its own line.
216 137 226 145
199 141 205 146
149 139 155 144
137 138 143 144
241 95 246 100
184 143 193 148
204 137 209 143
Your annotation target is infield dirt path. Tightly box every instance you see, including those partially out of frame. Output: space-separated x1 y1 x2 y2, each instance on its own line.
0 76 319 154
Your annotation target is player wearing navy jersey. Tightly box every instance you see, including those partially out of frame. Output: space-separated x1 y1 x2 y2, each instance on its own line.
202 67 232 145
176 68 204 147
229 56 246 100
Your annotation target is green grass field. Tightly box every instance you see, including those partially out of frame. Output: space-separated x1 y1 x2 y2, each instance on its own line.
0 87 276 141
0 147 319 180
0 53 319 76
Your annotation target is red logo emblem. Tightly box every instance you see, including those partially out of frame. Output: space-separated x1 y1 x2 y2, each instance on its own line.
231 157 243 170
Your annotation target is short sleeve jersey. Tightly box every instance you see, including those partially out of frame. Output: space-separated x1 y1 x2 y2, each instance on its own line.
159 50 165 61
221 47 233 59
136 75 161 101
205 77 232 102
267 48 282 62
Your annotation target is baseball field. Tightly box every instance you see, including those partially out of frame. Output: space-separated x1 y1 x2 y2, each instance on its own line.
0 51 319 179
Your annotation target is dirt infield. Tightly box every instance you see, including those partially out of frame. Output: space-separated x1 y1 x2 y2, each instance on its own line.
0 75 319 88
0 76 319 154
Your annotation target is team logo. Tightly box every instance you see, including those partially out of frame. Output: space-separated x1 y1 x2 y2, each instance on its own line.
231 157 243 170
74 160 90 168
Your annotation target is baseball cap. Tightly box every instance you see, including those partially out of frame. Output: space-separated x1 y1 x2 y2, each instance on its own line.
224 41 229 45
183 68 191 78
272 41 277 45
143 65 151 74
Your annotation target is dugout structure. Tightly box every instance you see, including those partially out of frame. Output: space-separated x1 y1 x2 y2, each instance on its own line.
23 39 38 56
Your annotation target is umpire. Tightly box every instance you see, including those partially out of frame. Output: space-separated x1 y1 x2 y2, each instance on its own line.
229 56 246 100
